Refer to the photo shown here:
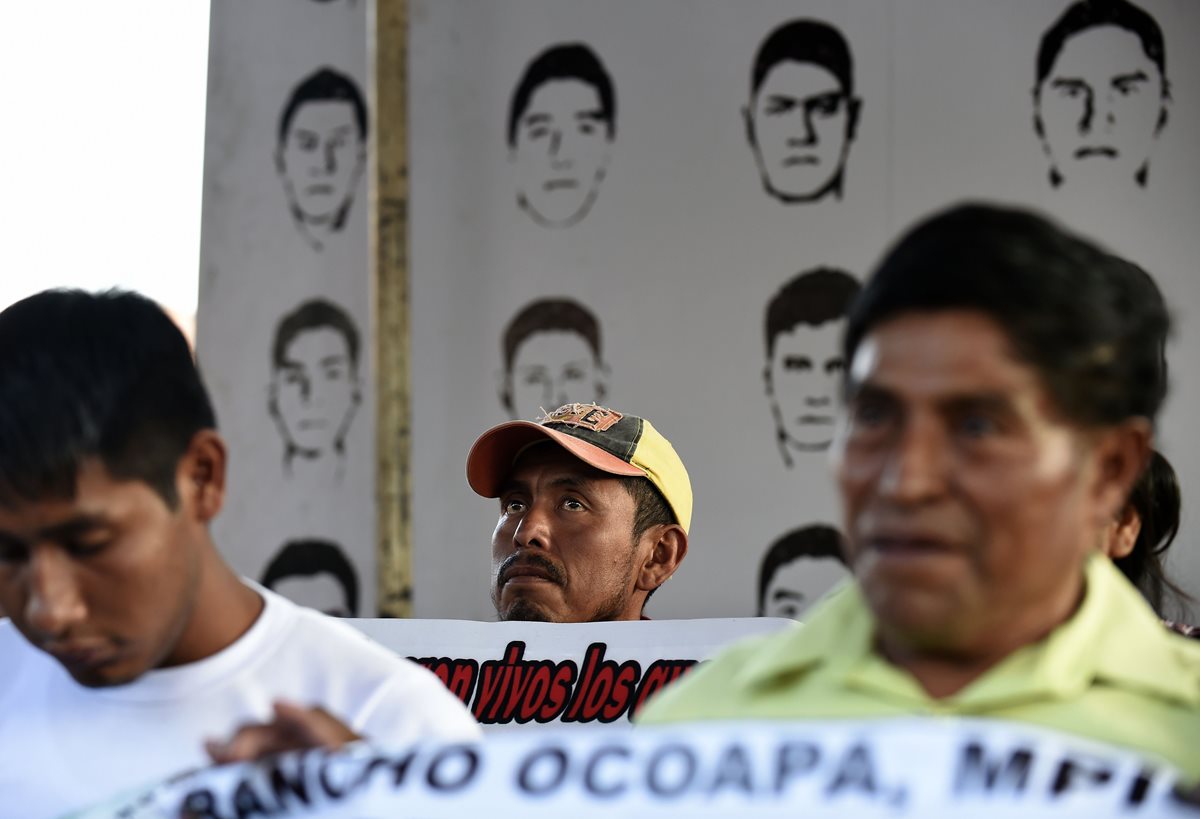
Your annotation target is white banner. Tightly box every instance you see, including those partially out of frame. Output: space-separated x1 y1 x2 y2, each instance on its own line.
347 617 790 726
76 719 1200 819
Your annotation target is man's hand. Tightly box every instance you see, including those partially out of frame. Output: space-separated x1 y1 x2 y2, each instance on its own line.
205 700 362 764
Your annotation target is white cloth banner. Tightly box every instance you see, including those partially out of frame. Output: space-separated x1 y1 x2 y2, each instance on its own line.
74 718 1200 819
346 617 791 726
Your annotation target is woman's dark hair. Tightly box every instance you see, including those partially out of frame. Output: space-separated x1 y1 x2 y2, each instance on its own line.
1114 450 1192 616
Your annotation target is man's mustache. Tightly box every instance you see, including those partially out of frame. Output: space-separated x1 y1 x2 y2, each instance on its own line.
498 552 566 587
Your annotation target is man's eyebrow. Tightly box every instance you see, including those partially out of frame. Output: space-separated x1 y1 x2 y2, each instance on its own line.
843 378 891 401
39 516 112 541
319 354 348 367
547 474 598 492
1050 77 1089 89
497 476 529 497
940 392 1017 415
522 113 551 127
575 109 605 122
1112 70 1149 84
772 589 803 602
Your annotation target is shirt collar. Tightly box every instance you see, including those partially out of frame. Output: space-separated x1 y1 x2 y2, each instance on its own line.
736 555 1200 709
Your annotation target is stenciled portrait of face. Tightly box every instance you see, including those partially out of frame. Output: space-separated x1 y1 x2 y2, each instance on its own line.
269 299 361 474
744 19 861 204
764 268 861 467
276 67 368 250
757 525 849 619
508 43 615 228
500 298 608 420
1033 0 1170 189
261 539 360 618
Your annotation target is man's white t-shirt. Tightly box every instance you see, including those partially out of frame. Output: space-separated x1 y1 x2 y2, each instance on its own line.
0 587 480 819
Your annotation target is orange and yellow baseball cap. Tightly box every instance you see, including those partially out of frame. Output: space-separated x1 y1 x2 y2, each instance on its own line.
466 403 693 533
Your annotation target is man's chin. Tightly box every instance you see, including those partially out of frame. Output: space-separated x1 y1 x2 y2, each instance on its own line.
498 598 556 623
66 662 143 689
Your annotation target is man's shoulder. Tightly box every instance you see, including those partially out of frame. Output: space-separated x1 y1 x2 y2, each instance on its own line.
258 589 423 680
637 625 809 724
261 601 481 740
0 619 38 695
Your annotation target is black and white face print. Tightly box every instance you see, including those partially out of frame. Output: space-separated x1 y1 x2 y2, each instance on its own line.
276 67 368 250
763 268 861 467
261 538 360 617
758 524 849 619
499 297 609 420
1033 0 1170 189
744 19 862 205
508 43 615 228
269 298 362 474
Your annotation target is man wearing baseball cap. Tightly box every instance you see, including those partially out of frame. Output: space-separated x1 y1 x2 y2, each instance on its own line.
467 402 691 622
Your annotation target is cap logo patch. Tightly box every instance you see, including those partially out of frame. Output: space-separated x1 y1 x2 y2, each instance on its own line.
541 403 623 432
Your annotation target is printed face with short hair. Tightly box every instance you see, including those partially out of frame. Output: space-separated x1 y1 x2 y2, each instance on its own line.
507 330 603 420
768 320 844 452
271 327 359 457
1036 26 1166 187
0 459 205 687
831 311 1132 656
491 445 649 622
277 100 366 225
749 61 856 202
513 80 611 227
762 557 848 619
272 573 352 618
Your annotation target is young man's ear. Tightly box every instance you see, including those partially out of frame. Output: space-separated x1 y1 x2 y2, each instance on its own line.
742 104 757 148
846 96 862 142
636 525 689 595
180 429 227 522
496 369 515 418
1090 418 1151 530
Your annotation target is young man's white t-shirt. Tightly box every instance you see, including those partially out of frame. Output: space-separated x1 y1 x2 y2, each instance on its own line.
0 586 481 819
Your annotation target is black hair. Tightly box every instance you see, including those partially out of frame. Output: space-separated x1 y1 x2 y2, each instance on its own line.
260 538 360 617
0 289 216 508
765 267 860 357
1113 449 1192 616
278 67 368 145
845 203 1169 428
618 476 676 540
757 524 845 615
273 299 360 371
751 19 855 97
507 43 615 148
618 476 677 607
1036 0 1168 90
502 298 601 372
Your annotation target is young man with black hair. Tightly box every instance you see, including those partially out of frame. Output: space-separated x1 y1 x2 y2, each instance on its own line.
1033 0 1170 188
276 66 368 250
744 18 862 203
0 290 478 817
508 43 615 228
261 538 360 618
640 204 1200 778
763 267 861 464
467 403 690 623
499 297 608 420
757 524 848 619
269 297 362 476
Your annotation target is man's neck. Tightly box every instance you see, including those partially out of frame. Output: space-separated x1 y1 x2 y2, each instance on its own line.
161 546 264 669
875 578 1087 700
